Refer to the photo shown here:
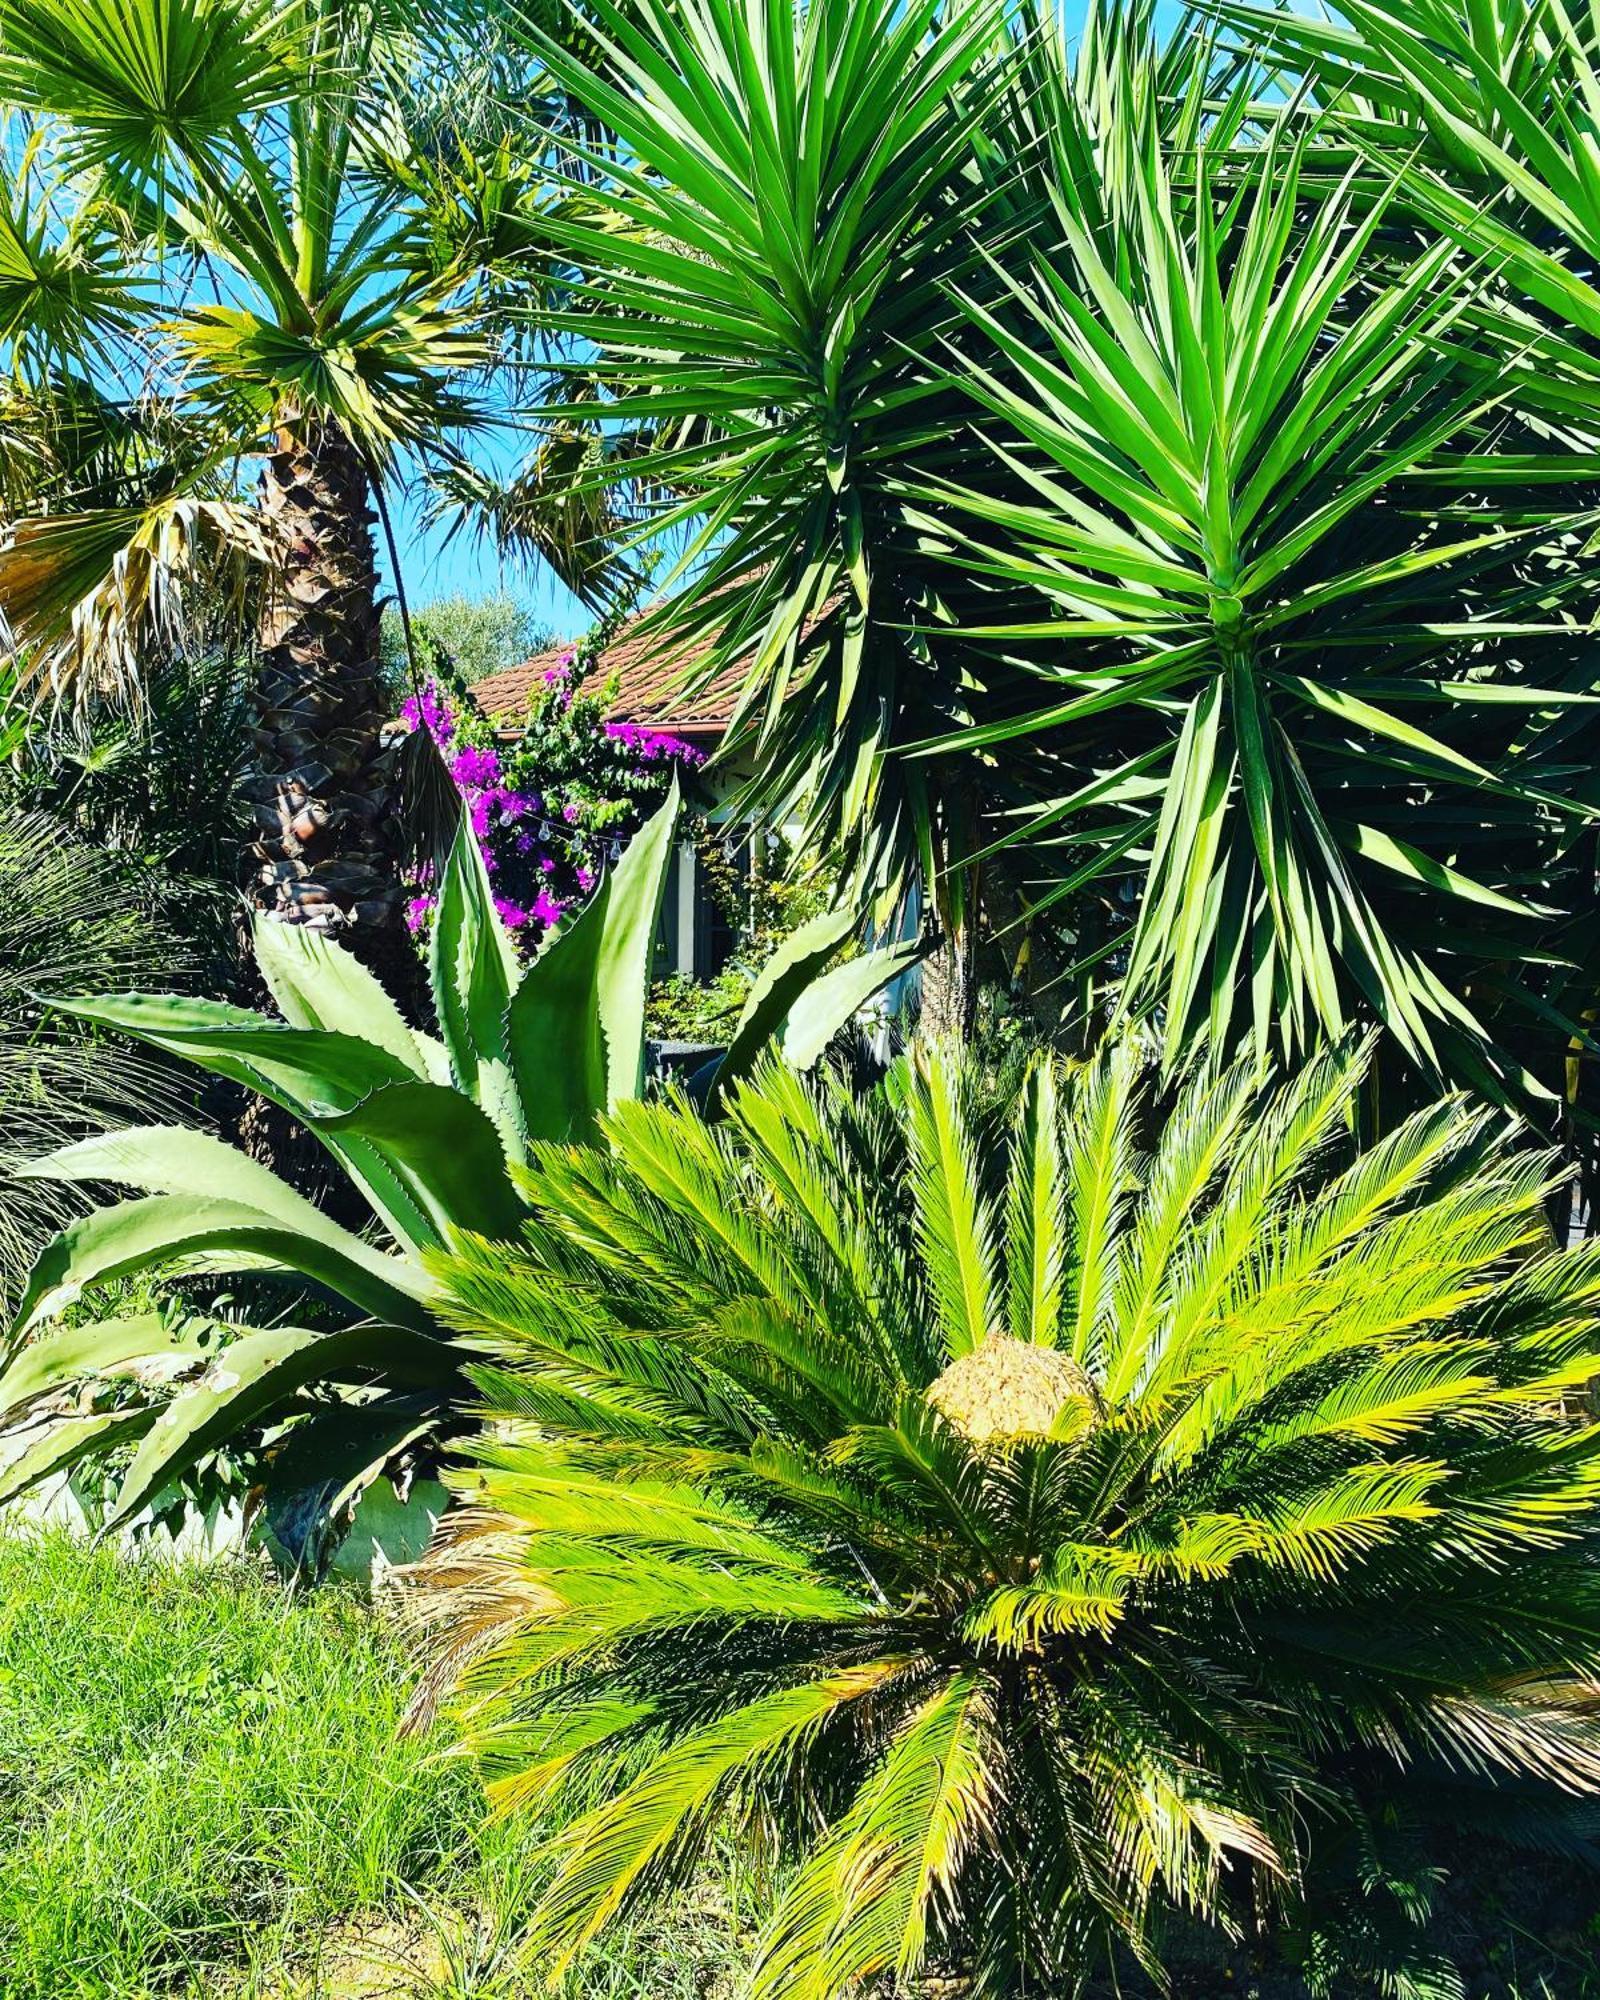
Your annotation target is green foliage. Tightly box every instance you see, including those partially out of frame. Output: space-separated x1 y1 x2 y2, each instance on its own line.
509 0 1600 1141
418 1038 1600 1996
0 808 196 1316
382 593 552 695
0 795 915 1545
0 0 498 703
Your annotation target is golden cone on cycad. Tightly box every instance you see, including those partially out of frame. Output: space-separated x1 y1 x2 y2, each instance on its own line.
927 1334 1097 1446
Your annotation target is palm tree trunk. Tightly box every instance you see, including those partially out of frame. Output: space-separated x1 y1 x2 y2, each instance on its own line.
918 911 979 1043
238 411 414 1199
243 411 410 991
917 786 983 1044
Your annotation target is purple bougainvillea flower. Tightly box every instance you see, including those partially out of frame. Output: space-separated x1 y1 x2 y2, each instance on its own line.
604 720 705 766
576 865 596 894
531 888 566 927
400 677 456 747
404 893 435 934
539 856 556 875
561 801 581 823
450 743 502 789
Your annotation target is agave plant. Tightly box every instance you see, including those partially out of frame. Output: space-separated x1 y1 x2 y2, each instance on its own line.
415 1037 1600 1996
0 789 918 1537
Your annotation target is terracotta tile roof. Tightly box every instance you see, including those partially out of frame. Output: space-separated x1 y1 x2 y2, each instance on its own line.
472 612 745 737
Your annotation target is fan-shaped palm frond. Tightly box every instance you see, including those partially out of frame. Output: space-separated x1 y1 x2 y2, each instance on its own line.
414 1038 1600 1995
0 0 517 952
0 807 194 1312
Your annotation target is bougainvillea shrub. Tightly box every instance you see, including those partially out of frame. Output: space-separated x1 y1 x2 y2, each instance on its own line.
398 628 705 948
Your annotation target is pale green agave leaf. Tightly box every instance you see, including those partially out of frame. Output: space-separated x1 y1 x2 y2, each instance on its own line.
104 1320 456 1530
428 815 528 1159
508 781 680 1144
13 1195 433 1339
0 1311 217 1418
252 914 429 1077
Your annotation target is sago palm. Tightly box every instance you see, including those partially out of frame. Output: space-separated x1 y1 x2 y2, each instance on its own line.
416 1038 1600 1995
0 0 494 965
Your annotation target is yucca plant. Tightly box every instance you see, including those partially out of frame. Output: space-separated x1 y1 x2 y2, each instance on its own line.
1216 0 1600 1209
508 0 1600 1100
0 788 917 1536
501 0 1036 1032
416 1037 1600 1995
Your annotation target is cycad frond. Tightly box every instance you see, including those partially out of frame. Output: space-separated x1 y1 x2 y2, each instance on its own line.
416 1040 1600 1993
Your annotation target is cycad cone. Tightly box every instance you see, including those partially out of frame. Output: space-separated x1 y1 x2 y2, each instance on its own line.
927 1333 1097 1447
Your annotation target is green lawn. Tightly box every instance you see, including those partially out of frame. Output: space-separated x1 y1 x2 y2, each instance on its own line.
5 1530 1599 1999
0 1531 755 2000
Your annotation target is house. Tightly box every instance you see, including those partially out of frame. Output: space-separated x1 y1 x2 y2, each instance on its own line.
472 617 755 981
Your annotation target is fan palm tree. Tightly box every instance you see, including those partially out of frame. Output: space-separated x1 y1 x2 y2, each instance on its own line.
0 0 496 970
414 1038 1600 1997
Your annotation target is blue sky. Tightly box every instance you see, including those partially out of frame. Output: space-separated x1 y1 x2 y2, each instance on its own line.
385 467 591 640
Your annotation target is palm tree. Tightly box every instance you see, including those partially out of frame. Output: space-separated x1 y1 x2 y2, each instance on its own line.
0 0 494 974
413 1039 1600 1996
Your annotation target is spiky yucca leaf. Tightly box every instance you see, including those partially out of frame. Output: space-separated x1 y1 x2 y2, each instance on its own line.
415 1039 1600 1994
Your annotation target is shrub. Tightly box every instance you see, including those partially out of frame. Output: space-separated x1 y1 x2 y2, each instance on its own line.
398 606 703 950
416 1039 1600 1997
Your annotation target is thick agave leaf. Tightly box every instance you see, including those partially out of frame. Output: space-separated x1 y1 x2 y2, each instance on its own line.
428 814 527 1159
698 907 926 1110
39 992 440 1233
314 1081 526 1246
507 780 680 1144
252 915 431 1077
0 1310 217 1417
0 1405 155 1507
13 1194 432 1340
12 1122 436 1325
103 1318 457 1530
35 1000 511 1253
776 937 927 1069
261 1392 446 1531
